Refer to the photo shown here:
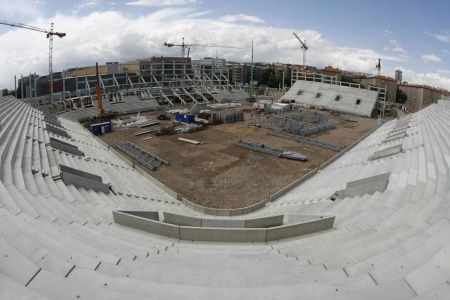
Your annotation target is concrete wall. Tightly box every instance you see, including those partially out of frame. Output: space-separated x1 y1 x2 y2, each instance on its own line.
113 211 335 242
359 77 397 103
400 85 442 111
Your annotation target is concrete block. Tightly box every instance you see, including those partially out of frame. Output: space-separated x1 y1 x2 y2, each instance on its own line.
163 212 201 227
339 172 390 198
266 216 335 241
113 211 180 239
369 144 402 160
50 138 84 157
201 218 245 228
383 131 406 143
45 124 70 138
179 227 266 242
59 164 102 182
245 215 284 228
120 211 159 221
61 172 110 194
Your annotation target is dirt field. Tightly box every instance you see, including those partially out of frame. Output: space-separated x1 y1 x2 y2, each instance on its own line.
100 103 376 209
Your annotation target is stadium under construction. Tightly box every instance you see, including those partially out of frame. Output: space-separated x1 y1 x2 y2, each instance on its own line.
1 19 450 300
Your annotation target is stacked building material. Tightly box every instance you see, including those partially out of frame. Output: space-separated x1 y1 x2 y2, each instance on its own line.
268 131 344 152
214 111 244 123
233 140 307 161
114 142 168 170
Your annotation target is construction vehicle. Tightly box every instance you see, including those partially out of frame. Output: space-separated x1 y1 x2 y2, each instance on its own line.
0 20 66 102
164 37 239 58
95 62 117 119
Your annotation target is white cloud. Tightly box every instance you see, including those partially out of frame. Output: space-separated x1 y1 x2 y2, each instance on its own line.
0 9 411 89
220 14 265 24
126 0 199 6
421 53 442 63
73 1 98 14
384 38 407 55
383 30 393 37
0 0 44 19
426 31 450 44
395 66 450 89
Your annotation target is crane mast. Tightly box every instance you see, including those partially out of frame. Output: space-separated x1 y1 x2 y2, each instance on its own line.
48 23 54 102
0 20 66 102
293 32 309 67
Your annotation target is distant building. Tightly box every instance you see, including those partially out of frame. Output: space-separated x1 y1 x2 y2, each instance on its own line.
106 62 119 75
395 70 402 83
399 84 442 111
321 65 342 80
355 75 398 103
138 56 193 81
272 63 292 87
225 62 265 85
192 57 226 78
66 61 140 77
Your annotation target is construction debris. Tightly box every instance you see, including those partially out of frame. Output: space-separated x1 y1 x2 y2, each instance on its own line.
134 130 153 136
199 110 244 124
112 112 149 130
114 142 168 171
178 138 203 145
175 123 203 133
139 120 160 128
233 140 307 161
207 103 242 109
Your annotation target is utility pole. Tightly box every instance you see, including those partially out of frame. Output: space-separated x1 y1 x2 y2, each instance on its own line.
14 75 17 97
250 40 254 98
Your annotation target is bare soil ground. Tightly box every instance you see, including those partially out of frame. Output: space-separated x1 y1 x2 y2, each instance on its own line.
100 104 376 209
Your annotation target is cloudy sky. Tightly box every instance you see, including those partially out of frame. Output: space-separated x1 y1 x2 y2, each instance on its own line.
0 0 449 89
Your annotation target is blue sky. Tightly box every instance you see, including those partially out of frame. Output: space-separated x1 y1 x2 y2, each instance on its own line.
0 0 449 89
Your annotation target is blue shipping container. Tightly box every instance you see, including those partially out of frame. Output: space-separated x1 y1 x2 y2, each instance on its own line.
175 113 195 123
90 122 112 135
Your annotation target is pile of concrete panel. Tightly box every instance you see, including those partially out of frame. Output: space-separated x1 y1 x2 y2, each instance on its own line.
213 110 244 123
0 93 450 299
233 139 307 161
114 142 168 171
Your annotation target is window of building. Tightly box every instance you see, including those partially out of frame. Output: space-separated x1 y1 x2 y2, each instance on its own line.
356 99 361 105
315 92 322 98
335 95 341 101
297 90 303 95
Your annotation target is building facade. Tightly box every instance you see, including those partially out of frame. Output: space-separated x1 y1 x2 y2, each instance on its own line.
356 75 398 103
395 70 402 83
138 56 193 81
192 57 226 78
399 84 442 111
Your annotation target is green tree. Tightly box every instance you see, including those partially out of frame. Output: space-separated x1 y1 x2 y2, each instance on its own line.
396 87 408 104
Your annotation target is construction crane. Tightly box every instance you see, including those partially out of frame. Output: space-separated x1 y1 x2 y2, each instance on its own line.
95 62 105 117
0 20 66 102
164 37 239 58
376 58 381 75
292 32 309 67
